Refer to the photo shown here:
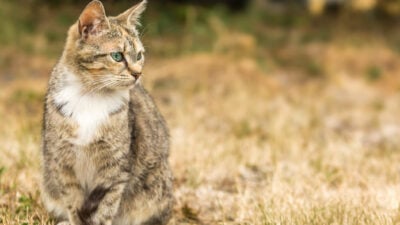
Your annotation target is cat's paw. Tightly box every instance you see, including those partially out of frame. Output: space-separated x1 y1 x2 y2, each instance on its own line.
57 221 71 225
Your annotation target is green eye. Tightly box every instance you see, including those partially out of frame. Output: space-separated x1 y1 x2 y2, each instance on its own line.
137 52 143 61
111 52 124 62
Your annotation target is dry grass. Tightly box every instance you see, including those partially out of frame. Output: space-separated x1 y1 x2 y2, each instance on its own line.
1 28 400 225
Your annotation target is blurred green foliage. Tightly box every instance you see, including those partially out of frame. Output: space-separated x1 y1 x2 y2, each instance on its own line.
366 66 383 82
1 0 400 79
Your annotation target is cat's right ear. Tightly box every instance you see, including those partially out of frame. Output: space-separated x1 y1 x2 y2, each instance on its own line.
78 0 110 39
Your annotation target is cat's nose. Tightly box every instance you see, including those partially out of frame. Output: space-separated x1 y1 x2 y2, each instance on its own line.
131 72 142 80
129 65 142 80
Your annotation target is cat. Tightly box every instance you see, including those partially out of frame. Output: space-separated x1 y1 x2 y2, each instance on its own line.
40 1 174 225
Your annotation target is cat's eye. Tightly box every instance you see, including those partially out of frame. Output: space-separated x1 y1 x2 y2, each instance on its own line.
111 52 124 62
137 52 143 61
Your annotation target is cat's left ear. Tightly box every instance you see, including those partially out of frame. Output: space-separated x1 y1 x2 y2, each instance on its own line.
116 0 147 27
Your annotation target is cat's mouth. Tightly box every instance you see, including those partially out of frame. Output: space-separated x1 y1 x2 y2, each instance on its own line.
121 76 140 89
122 80 136 89
100 75 140 91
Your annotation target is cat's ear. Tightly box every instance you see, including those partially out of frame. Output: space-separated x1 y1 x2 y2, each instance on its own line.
78 0 110 39
116 0 147 27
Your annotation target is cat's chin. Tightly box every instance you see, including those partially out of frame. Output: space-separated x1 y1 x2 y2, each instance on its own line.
124 79 138 89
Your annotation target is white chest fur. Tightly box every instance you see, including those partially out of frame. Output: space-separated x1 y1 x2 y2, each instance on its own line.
53 74 129 146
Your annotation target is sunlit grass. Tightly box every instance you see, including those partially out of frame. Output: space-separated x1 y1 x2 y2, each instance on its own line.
1 51 400 225
1 1 400 224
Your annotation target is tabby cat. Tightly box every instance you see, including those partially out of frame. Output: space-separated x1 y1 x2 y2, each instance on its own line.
41 1 174 224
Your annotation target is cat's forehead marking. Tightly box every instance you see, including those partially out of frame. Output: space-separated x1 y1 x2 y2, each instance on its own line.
79 19 143 54
116 26 141 52
124 38 135 52
102 41 123 52
106 28 122 38
98 25 125 52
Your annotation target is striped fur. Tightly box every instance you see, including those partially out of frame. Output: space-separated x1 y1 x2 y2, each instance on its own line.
41 1 174 225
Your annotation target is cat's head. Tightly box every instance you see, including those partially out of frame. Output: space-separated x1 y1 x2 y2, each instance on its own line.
62 0 147 92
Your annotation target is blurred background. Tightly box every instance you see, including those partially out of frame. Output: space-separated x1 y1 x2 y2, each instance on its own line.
2 0 400 85
1 0 400 224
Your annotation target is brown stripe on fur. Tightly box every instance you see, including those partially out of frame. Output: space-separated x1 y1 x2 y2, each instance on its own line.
51 99 71 117
110 102 128 116
78 186 110 224
86 68 106 75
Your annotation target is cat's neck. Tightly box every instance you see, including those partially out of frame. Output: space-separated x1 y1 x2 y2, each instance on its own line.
54 68 130 115
53 69 129 145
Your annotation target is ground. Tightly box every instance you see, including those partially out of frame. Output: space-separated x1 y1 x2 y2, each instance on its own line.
1 1 400 225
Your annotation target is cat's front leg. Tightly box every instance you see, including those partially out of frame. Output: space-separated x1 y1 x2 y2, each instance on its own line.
78 181 127 225
48 143 84 225
56 163 85 225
